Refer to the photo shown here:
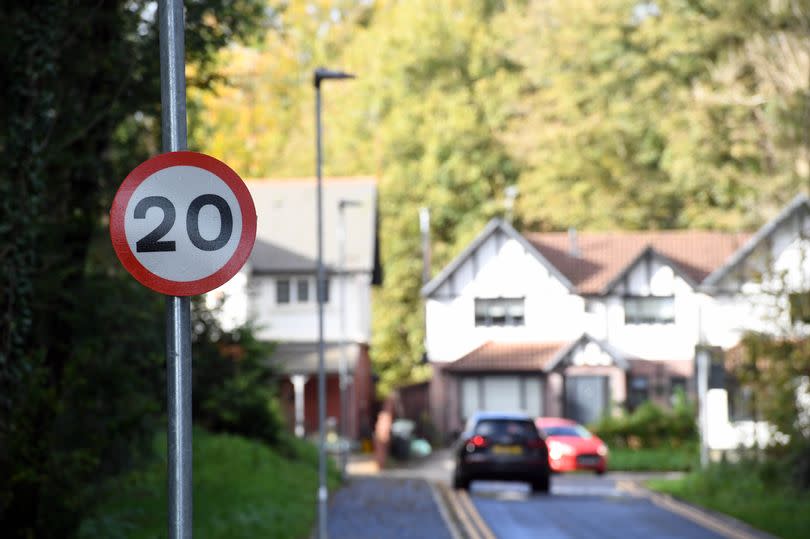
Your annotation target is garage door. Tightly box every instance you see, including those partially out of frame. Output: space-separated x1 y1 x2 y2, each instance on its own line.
460 376 544 421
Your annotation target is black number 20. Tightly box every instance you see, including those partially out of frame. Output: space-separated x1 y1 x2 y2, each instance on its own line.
135 194 233 253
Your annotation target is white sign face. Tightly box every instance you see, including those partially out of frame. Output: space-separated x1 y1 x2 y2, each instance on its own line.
110 152 256 296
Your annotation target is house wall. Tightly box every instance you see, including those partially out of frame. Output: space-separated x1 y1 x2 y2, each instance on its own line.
247 272 372 343
206 266 251 331
705 233 810 348
702 226 810 453
426 235 711 364
429 364 462 438
210 268 372 344
597 259 700 360
426 233 584 363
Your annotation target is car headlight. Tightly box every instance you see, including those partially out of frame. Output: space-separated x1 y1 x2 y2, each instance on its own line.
597 443 609 456
548 440 575 460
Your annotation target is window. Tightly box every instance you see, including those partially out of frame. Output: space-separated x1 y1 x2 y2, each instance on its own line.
728 377 755 422
540 425 592 438
297 279 309 303
789 292 810 324
474 297 525 327
474 419 538 438
628 376 649 410
276 279 290 304
624 296 674 324
317 278 330 303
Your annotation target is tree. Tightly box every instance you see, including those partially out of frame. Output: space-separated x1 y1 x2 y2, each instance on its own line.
504 0 743 230
189 0 376 177
506 0 810 231
0 2 267 536
337 0 522 393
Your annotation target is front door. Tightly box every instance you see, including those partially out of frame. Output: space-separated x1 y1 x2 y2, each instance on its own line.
565 376 609 424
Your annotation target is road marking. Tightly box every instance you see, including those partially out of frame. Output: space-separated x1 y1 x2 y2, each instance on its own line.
617 480 775 539
431 482 463 539
457 490 497 539
437 484 486 539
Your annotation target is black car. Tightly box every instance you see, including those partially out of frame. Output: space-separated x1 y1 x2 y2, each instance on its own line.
452 411 550 493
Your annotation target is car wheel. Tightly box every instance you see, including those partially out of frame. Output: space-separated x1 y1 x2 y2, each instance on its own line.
531 475 550 494
453 474 470 490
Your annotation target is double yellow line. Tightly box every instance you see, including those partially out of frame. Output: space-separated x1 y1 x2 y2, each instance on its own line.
435 483 497 539
616 480 769 539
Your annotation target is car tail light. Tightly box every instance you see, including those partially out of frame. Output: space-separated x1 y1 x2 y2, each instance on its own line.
465 435 488 451
527 438 547 450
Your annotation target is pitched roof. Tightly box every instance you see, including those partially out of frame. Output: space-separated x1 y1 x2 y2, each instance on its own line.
421 219 574 297
245 177 378 274
525 230 751 295
703 194 810 288
544 333 629 372
443 341 568 372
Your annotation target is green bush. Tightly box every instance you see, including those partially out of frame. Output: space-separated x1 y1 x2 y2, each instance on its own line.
191 299 286 449
591 390 698 449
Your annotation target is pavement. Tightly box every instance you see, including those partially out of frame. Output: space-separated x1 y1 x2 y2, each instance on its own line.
337 449 776 539
327 477 453 539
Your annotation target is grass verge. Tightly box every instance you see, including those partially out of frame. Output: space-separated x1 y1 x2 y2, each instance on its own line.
78 428 340 539
608 446 697 471
647 464 810 539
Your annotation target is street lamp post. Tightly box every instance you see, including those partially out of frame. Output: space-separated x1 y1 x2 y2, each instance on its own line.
314 67 354 539
338 199 362 478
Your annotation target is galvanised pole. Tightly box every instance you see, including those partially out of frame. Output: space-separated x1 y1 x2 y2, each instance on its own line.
159 1 192 537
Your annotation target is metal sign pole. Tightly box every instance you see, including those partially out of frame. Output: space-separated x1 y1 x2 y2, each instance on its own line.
159 1 192 538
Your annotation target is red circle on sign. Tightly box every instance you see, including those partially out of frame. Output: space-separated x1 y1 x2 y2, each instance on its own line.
110 151 257 296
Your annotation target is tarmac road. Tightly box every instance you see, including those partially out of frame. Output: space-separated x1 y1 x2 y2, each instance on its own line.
346 450 772 539
469 476 729 539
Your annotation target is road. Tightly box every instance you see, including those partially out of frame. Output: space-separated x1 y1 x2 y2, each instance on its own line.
348 450 770 539
468 475 728 539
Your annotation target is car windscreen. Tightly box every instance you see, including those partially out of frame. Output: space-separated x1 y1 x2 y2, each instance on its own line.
473 419 538 438
541 425 592 438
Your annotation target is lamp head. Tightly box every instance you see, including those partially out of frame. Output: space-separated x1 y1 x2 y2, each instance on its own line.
314 67 356 88
339 199 363 210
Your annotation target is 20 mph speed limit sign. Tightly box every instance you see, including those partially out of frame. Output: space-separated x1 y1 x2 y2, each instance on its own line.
110 151 256 296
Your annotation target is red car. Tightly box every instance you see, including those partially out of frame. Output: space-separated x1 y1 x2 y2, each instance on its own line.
535 417 608 475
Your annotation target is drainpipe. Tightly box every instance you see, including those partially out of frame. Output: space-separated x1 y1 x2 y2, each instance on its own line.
568 227 580 258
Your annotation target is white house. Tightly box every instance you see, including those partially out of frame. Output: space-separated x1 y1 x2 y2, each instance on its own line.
423 194 810 447
210 177 381 440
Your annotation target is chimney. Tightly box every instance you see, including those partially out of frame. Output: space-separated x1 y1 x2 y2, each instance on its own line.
419 207 431 284
504 185 519 224
568 227 580 258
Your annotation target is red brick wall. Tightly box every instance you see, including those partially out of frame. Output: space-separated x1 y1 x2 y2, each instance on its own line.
352 344 375 440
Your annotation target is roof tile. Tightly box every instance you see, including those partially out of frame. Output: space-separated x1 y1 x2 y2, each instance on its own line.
444 341 568 372
525 231 751 294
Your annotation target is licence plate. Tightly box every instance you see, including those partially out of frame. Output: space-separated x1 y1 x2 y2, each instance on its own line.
492 445 523 455
577 455 600 465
